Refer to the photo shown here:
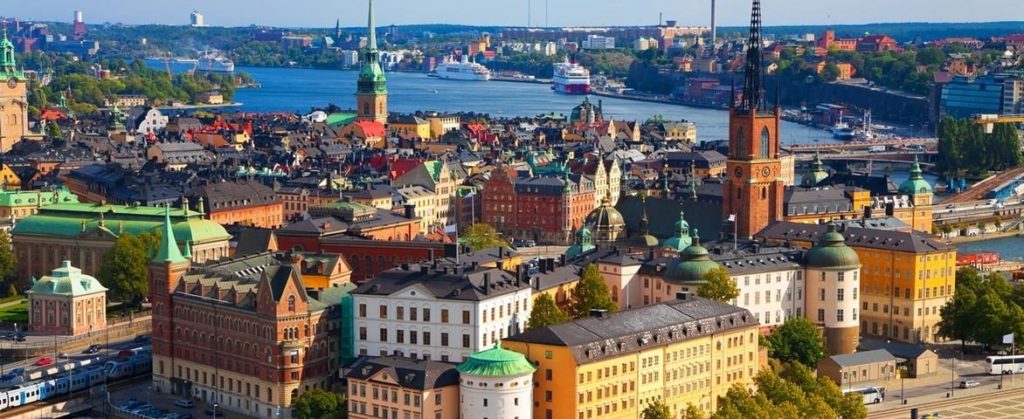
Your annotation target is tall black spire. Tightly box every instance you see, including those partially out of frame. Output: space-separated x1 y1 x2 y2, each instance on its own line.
740 0 767 113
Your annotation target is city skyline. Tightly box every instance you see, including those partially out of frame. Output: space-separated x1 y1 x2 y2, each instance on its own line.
3 0 1023 29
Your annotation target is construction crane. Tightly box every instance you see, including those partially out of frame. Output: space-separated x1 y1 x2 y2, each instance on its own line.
972 114 1024 133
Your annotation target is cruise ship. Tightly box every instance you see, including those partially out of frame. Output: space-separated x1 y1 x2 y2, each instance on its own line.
198 53 235 73
434 56 491 81
552 59 592 94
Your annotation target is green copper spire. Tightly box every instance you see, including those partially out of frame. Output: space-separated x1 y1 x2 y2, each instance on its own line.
0 24 23 80
898 154 933 195
153 205 187 264
357 0 387 95
182 240 192 259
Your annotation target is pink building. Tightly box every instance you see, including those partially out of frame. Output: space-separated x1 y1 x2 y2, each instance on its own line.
26 260 107 336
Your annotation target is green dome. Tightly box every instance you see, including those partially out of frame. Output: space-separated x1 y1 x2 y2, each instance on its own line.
805 224 862 269
663 211 692 251
457 342 536 378
801 152 830 187
630 233 660 248
898 157 933 195
664 231 721 285
566 225 596 260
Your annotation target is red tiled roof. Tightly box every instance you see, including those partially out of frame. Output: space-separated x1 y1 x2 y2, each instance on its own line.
354 120 386 138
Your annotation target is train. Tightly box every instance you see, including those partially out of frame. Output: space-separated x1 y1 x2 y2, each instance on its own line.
0 352 151 411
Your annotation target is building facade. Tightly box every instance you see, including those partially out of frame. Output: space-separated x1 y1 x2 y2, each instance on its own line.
457 343 535 419
26 260 107 336
357 0 388 124
503 297 760 419
345 356 460 419
351 261 533 363
0 31 29 153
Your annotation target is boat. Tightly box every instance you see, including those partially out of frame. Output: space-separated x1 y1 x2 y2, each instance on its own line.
552 58 592 95
198 52 235 73
831 122 855 139
434 56 491 81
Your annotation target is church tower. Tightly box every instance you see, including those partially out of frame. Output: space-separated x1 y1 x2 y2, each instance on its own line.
0 26 28 153
149 205 190 394
722 0 783 239
356 0 388 124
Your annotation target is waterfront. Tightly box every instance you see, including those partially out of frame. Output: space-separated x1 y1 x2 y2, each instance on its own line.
217 65 838 146
958 236 1024 261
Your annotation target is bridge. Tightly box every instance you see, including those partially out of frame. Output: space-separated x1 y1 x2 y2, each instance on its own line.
942 167 1024 205
786 137 936 153
795 151 937 168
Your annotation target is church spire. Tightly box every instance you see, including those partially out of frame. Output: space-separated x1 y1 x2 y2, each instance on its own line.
153 205 186 264
739 0 766 113
367 0 378 51
0 19 20 78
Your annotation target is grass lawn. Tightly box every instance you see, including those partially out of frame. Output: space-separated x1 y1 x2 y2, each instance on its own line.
0 300 28 324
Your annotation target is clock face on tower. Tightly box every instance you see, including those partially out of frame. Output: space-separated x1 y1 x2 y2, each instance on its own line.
761 167 772 178
733 166 743 178
6 78 16 89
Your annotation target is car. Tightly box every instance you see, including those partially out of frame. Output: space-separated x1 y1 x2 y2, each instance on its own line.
134 334 150 342
959 380 980 389
523 239 537 247
175 400 195 408
57 352 68 359
15 335 25 342
34 356 53 366
84 344 101 354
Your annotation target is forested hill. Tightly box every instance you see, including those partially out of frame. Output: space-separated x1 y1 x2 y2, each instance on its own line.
719 21 1024 42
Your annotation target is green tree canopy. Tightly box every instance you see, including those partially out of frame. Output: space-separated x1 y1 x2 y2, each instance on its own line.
568 264 618 318
937 117 1022 176
460 223 508 251
641 400 673 419
712 362 866 419
765 317 825 367
0 230 16 286
697 267 740 303
682 404 707 419
527 293 570 330
939 268 1024 351
97 233 158 306
292 388 347 419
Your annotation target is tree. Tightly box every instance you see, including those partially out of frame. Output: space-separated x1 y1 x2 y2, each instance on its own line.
292 388 347 419
6 283 17 298
821 62 841 82
568 264 618 318
0 230 16 285
712 363 867 419
460 223 508 251
641 400 673 419
765 317 825 367
527 293 570 330
697 267 739 303
97 234 153 306
682 403 706 419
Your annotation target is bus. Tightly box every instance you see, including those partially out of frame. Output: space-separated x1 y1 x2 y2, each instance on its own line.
986 355 1024 374
845 386 885 404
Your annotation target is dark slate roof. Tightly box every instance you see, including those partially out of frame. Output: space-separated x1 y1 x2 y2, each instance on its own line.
533 264 584 293
352 262 530 301
665 150 727 169
858 337 935 360
756 221 951 253
189 180 280 211
232 227 278 257
703 243 803 275
784 187 854 216
826 349 898 367
505 297 756 364
615 195 723 240
345 356 459 390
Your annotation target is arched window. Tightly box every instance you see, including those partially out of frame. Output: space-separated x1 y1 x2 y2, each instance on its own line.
735 127 748 157
363 102 370 115
760 127 771 158
287 295 296 312
761 187 767 200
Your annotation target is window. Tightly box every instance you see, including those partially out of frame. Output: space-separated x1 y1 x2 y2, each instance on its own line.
462 334 470 348
817 309 825 322
820 289 826 301
837 309 844 322
545 369 553 380
760 126 770 158
380 328 388 342
852 309 858 321
358 304 366 317
287 295 296 311
462 310 471 324
397 306 405 320
423 308 431 322
423 332 431 345
441 333 449 346
380 305 388 319
853 288 858 300
410 307 417 321
441 309 449 323
837 289 845 301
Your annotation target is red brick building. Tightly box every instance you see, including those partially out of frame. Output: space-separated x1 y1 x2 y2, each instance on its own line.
275 200 421 253
150 213 349 418
482 164 594 245
319 237 446 282
188 181 284 229
857 35 899 53
816 30 857 51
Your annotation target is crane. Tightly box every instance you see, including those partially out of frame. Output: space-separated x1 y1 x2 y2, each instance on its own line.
972 114 1024 133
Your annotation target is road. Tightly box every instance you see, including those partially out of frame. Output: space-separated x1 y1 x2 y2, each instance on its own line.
0 337 149 379
944 167 1024 205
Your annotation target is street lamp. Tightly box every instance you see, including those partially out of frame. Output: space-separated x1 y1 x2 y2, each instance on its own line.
949 356 956 397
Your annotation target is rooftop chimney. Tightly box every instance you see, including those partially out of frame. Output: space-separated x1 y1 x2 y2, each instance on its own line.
483 272 491 295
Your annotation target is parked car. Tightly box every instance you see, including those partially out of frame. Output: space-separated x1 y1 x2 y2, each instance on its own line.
134 334 150 342
174 399 195 408
34 356 53 366
84 344 101 354
959 380 980 389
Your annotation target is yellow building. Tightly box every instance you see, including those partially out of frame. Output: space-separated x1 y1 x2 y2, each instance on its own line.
758 221 955 344
0 32 28 153
0 187 79 222
345 356 460 419
503 297 760 419
0 163 21 190
388 115 431 139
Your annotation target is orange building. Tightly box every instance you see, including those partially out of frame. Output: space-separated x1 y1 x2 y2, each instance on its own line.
189 181 284 229
817 30 857 51
345 356 460 419
816 62 855 80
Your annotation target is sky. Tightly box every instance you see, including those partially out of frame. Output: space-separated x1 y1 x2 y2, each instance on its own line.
3 0 1023 28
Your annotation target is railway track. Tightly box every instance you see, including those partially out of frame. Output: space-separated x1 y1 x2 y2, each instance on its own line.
869 386 1024 419
943 167 1024 205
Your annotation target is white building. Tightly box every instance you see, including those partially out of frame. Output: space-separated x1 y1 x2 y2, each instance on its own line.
129 107 169 134
582 35 616 50
351 262 533 362
457 343 535 419
633 37 659 51
804 224 862 354
341 50 360 67
542 41 558 56
190 10 205 27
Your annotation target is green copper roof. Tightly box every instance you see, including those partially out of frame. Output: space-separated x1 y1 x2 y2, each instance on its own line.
664 230 721 285
12 203 229 245
326 112 358 127
566 225 595 259
457 341 536 377
0 30 23 80
154 205 187 264
0 187 78 207
898 156 932 195
357 0 387 95
805 224 861 270
801 152 829 187
26 260 107 297
663 211 692 252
